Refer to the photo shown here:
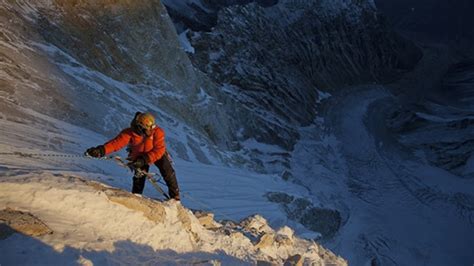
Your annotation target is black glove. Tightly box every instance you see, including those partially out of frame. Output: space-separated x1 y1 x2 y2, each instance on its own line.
128 156 147 169
85 145 105 158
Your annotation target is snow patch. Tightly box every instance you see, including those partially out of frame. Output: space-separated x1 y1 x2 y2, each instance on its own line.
178 30 195 54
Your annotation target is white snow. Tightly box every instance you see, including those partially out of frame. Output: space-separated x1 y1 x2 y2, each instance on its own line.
178 30 195 54
0 164 344 265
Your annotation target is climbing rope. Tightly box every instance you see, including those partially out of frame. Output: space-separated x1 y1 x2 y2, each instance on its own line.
109 155 170 200
107 155 234 220
0 151 86 159
0 151 235 221
0 151 169 198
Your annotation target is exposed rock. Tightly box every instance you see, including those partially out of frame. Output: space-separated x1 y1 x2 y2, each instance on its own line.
103 188 166 224
281 171 294 181
176 203 193 231
175 202 202 244
255 232 275 249
275 226 294 247
240 214 274 236
193 210 221 229
0 208 52 237
284 254 303 266
266 192 294 204
286 198 312 220
266 193 342 239
300 208 341 239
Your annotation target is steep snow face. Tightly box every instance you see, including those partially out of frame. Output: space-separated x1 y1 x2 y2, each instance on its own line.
186 0 421 150
0 174 347 265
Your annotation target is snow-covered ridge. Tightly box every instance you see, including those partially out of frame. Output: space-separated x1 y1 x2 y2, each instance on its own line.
0 173 347 265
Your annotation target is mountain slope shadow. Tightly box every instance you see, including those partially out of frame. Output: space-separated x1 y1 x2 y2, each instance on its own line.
0 225 246 265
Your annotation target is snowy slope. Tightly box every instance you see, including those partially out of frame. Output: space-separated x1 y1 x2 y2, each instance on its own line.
0 173 346 265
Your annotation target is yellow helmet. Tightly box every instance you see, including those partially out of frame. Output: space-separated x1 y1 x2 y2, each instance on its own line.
132 112 155 135
136 112 155 130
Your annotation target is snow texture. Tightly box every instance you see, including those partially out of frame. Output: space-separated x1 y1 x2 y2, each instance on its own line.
0 173 346 265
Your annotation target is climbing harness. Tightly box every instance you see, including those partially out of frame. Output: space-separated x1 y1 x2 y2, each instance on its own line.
107 155 170 200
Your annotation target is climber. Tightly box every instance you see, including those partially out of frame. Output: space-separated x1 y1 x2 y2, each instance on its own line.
85 112 180 200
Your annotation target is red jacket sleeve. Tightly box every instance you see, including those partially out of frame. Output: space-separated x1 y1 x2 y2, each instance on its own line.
103 128 132 155
145 127 166 163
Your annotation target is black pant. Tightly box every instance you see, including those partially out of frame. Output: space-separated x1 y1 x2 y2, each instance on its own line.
132 151 180 199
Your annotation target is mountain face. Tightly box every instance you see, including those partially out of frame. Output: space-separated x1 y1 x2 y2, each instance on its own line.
165 1 474 265
185 0 421 152
0 0 283 167
161 0 278 32
387 59 474 178
0 0 421 168
1 0 212 141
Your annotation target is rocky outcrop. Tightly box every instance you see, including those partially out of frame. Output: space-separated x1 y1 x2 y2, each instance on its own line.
0 208 52 238
266 192 341 239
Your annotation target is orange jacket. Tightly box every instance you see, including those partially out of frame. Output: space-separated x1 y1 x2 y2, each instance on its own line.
103 127 166 164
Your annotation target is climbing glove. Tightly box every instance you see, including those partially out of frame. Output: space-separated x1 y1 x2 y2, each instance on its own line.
85 145 105 158
128 156 147 169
